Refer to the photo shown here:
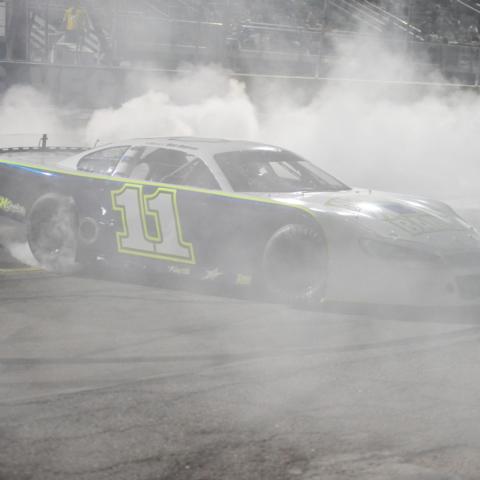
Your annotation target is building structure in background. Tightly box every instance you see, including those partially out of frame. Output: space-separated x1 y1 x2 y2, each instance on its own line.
1 0 480 91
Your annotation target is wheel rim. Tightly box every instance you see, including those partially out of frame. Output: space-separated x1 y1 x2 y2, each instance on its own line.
263 227 327 300
28 199 78 271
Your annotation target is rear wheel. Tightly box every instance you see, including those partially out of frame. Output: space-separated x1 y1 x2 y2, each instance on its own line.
27 194 79 273
262 224 328 305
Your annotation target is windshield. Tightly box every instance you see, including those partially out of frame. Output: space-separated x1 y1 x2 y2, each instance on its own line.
215 149 350 193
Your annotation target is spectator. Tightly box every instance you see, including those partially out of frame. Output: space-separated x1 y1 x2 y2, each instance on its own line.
467 23 479 43
63 1 87 51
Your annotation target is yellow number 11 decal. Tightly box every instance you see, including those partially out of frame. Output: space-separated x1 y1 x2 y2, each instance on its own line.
111 184 196 264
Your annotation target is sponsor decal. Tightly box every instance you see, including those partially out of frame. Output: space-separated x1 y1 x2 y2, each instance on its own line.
202 268 223 281
385 214 455 235
0 196 26 218
236 274 252 286
327 197 456 235
326 197 360 210
168 265 191 276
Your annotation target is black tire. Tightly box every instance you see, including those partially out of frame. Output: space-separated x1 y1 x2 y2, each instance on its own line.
27 193 79 273
262 223 328 305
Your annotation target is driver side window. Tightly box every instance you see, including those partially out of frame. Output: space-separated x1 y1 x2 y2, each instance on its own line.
128 148 187 182
128 148 220 190
163 158 220 190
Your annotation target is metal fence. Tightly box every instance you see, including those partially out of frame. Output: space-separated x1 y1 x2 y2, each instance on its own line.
2 0 480 84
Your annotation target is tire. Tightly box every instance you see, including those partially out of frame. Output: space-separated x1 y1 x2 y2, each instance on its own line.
27 193 79 273
262 223 328 305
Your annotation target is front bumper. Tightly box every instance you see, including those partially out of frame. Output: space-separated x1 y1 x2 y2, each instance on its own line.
324 246 480 307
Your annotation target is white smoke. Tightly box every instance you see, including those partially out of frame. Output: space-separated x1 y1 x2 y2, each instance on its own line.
84 41 480 202
259 86 480 200
0 85 81 147
85 66 259 144
1 37 480 202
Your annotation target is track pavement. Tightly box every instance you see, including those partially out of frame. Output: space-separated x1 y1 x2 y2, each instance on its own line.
0 249 479 480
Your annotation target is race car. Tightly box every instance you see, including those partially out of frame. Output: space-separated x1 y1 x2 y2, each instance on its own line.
1 137 480 307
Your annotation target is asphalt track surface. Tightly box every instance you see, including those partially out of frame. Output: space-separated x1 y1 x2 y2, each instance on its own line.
1 248 480 479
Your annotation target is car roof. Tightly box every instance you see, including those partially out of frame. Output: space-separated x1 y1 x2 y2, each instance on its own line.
125 137 283 156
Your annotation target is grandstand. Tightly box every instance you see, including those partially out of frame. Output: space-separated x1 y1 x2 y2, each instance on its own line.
2 0 480 83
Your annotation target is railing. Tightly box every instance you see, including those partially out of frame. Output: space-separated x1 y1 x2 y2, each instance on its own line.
361 0 423 39
455 0 480 15
229 24 480 82
0 133 87 149
330 0 384 33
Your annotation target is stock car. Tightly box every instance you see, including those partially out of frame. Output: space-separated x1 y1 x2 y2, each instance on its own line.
1 136 480 307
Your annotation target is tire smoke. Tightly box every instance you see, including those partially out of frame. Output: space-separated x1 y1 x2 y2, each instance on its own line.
1 37 480 203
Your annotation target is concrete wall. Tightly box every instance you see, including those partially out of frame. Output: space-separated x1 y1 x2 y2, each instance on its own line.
0 60 326 110
0 61 131 108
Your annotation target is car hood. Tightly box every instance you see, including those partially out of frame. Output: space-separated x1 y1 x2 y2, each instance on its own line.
261 188 480 249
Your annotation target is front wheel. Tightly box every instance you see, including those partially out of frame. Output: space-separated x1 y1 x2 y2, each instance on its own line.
27 193 79 273
262 223 328 305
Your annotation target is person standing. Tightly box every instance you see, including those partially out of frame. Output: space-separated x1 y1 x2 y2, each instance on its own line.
63 1 87 51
